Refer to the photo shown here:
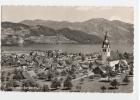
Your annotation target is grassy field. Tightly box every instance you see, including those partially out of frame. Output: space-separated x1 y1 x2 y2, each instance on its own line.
1 65 133 93
71 76 133 93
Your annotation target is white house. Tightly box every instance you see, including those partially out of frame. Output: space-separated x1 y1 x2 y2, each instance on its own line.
109 59 129 72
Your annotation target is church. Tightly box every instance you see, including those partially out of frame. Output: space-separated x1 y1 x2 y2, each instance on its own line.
102 32 111 64
101 32 129 73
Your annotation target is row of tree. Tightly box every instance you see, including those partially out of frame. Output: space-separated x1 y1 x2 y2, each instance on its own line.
100 76 130 92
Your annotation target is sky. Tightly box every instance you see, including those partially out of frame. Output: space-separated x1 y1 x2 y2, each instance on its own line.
1 0 134 6
2 6 133 23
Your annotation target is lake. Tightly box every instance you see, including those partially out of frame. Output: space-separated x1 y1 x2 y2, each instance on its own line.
1 44 133 54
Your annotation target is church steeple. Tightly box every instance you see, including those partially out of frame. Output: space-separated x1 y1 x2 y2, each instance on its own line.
102 31 110 48
102 31 111 63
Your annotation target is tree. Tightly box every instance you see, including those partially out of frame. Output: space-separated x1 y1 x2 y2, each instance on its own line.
63 76 73 90
123 52 129 59
42 85 49 92
61 70 67 76
88 75 94 81
13 71 24 80
79 78 84 84
7 72 11 76
110 79 119 89
5 81 13 91
106 57 111 63
81 56 85 61
75 85 81 92
65 59 72 65
79 53 82 56
50 78 61 89
1 76 5 82
105 66 113 81
129 70 133 75
97 54 102 60
100 86 106 92
37 72 47 80
118 53 123 60
22 80 38 91
46 70 54 81
89 62 93 70
129 63 134 75
10 80 19 87
123 76 130 83
6 77 9 81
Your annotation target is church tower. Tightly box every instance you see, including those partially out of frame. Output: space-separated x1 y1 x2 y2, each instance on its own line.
102 32 111 63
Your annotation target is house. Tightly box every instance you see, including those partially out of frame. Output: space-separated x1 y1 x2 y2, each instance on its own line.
27 70 37 78
81 64 89 69
92 65 107 77
22 65 27 71
57 65 64 69
109 59 129 72
109 60 120 71
22 71 36 83
91 61 102 69
118 60 129 73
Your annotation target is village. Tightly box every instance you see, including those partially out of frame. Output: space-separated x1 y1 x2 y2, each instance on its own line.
1 33 134 92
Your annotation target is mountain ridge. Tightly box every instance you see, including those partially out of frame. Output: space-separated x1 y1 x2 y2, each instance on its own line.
1 18 133 46
1 21 102 45
21 18 133 44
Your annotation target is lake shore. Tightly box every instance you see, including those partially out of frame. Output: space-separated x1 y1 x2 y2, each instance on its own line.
1 44 133 54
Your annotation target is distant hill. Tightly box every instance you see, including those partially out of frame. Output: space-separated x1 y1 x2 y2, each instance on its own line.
21 18 134 44
1 21 102 45
1 18 133 46
57 28 102 44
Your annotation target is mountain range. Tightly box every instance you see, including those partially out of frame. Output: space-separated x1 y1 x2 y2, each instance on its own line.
1 18 134 46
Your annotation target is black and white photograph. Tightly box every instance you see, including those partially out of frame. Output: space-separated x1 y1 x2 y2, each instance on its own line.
0 6 134 93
